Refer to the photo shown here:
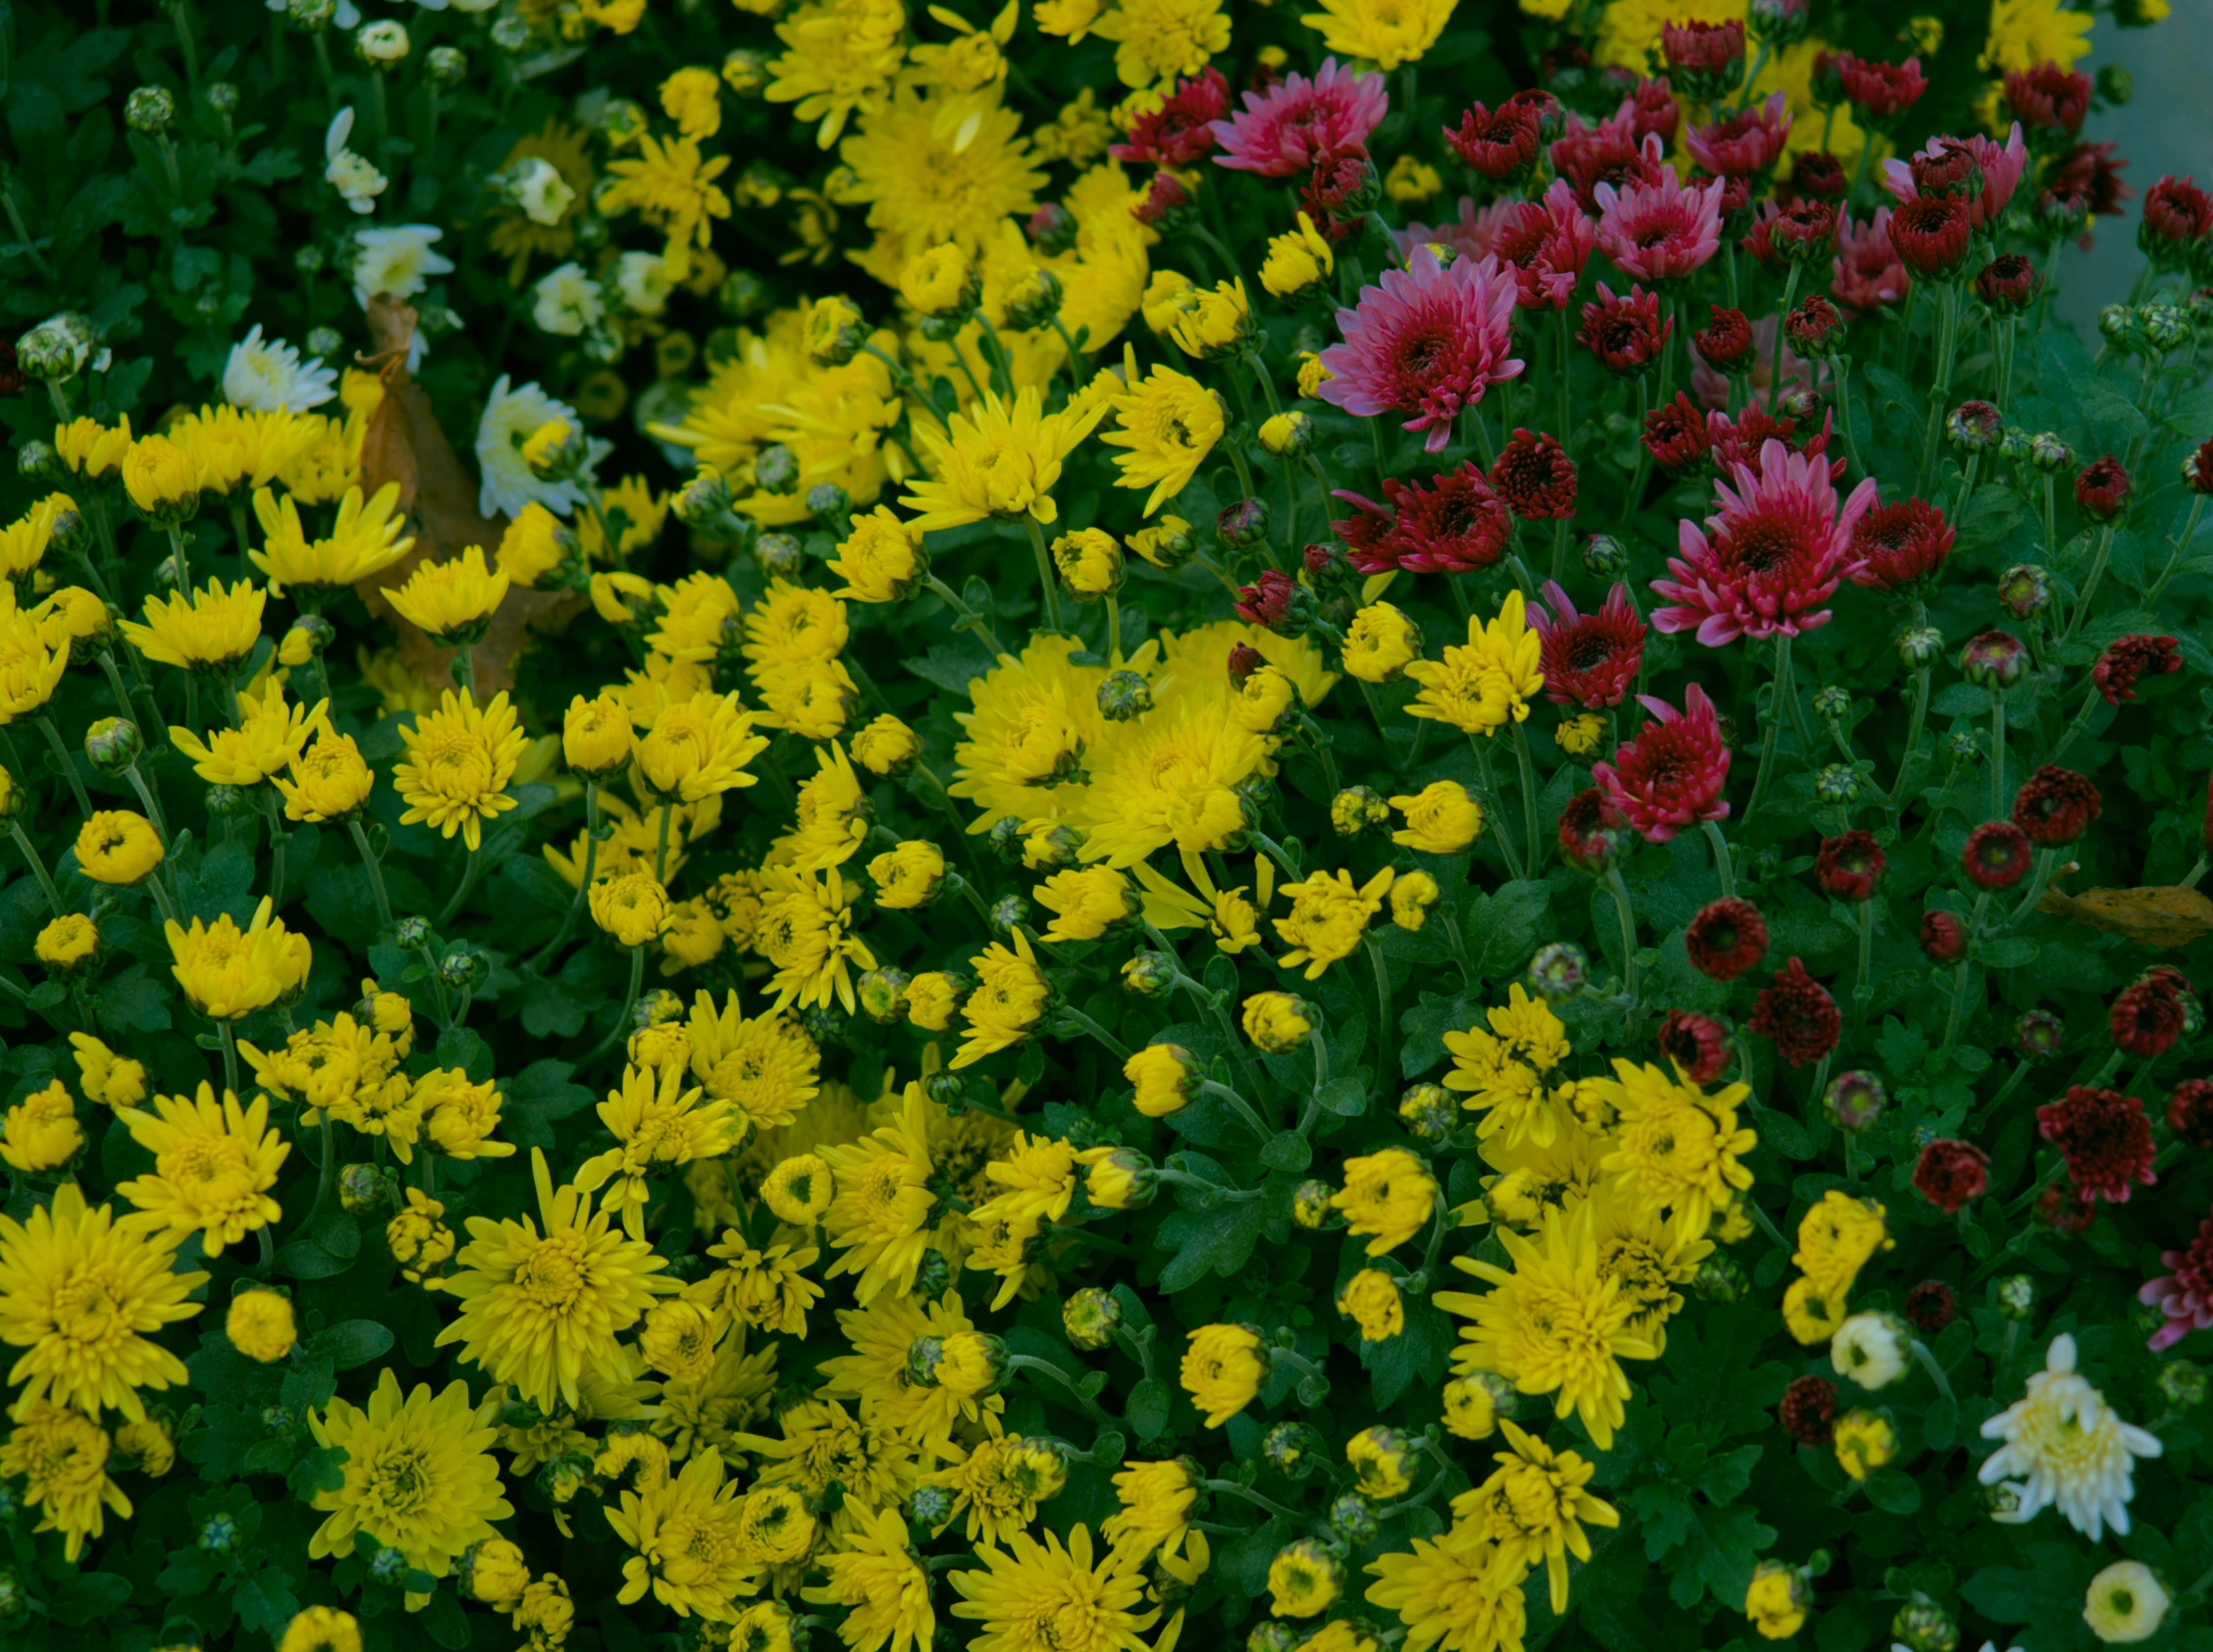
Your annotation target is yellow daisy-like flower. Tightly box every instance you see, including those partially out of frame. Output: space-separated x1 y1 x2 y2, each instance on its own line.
839 85 1044 273
1272 866 1394 980
819 1086 940 1300
606 1444 759 1622
1452 1419 1619 1614
394 688 527 852
600 133 732 267
1101 360 1224 517
949 1524 1157 1652
249 482 414 596
307 1368 514 1580
757 863 879 1014
574 1061 741 1239
636 689 770 804
275 727 377 823
119 578 265 673
165 896 311 1021
1076 694 1266 868
901 385 1105 532
765 0 910 150
1404 588 1544 735
953 929 1050 1069
1591 1058 1758 1240
1179 1322 1266 1429
1330 1147 1438 1255
1433 1199 1657 1451
381 543 511 646
1092 0 1231 88
0 1081 82 1173
113 1084 289 1258
0 1181 205 1421
1363 1520 1528 1652
1979 0 2093 72
803 1503 936 1652
433 1148 681 1412
1301 0 1457 69
0 1402 132 1562
169 677 329 788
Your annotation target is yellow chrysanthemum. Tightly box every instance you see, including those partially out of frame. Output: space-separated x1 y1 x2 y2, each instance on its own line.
394 688 527 852
307 1369 513 1579
113 1084 289 1258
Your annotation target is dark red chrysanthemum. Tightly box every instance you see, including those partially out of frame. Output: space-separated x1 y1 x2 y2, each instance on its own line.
1784 295 1844 359
1685 896 1769 981
2111 973 2191 1057
1556 787 1628 876
1975 253 2043 314
1684 92 1791 179
2004 63 2091 138
1704 400 1816 478
1113 68 1230 166
1833 53 1926 121
1481 180 1599 311
1550 110 1663 212
1621 79 1681 148
1529 580 1646 708
1815 830 1884 903
1329 460 1513 576
1301 150 1381 231
1134 169 1194 225
1227 643 1264 685
1789 150 1848 202
2093 634 2182 704
1780 1375 1837 1447
1593 683 1732 842
1577 281 1671 377
2012 764 2101 847
1642 392 1714 474
1919 910 1965 963
1661 18 1744 99
1752 957 1841 1067
1657 1008 1731 1084
2168 1080 2213 1150
2187 436 2213 497
2075 454 2133 522
1887 192 1974 277
1741 199 1836 269
1693 304 1756 371
1846 496 1954 592
1830 208 1911 314
2041 1183 2097 1233
1963 821 2034 890
1491 428 1577 519
2048 140 2134 223
2141 174 2213 260
1913 1138 1991 1214
1905 1280 1957 1335
1445 100 1542 181
1235 568 1299 630
2039 1084 2158 1206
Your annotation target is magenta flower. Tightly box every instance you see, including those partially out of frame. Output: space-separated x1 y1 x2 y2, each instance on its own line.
1551 108 1664 212
1111 68 1230 167
1529 580 1647 708
2141 1210 2213 1350
1684 91 1791 179
1829 208 1910 313
1211 57 1388 177
1330 460 1511 575
1705 399 1842 482
1487 179 1598 310
1688 314 1822 411
1317 247 1523 453
1594 148 1725 282
1592 683 1732 841
1650 439 1878 646
1882 124 2030 229
1390 196 1517 265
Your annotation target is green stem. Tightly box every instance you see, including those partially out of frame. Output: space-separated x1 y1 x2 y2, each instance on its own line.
348 817 396 932
1989 688 2007 822
1511 720 1542 876
1021 517 1065 635
9 823 63 916
1702 819 1736 899
1742 634 1795 829
589 946 649 1061
1363 937 1393 1071
1469 735 1524 880
32 716 91 818
2060 522 2119 645
1602 868 1640 1007
435 845 483 928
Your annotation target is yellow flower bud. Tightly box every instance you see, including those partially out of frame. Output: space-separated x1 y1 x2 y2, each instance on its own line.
1049 526 1123 600
589 872 671 948
1259 213 1335 299
226 1287 297 1363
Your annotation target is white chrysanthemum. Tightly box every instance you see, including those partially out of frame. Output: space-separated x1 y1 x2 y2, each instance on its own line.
532 264 605 337
474 377 608 520
615 250 677 318
508 156 576 227
352 224 455 308
223 326 338 413
323 109 387 214
1830 1312 1909 1391
2085 1562 2169 1645
1978 1333 2161 1540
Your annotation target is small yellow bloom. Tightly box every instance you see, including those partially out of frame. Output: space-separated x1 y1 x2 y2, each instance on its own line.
1242 990 1312 1053
70 1032 146 1108
394 689 527 851
1033 865 1132 942
75 810 165 886
905 970 963 1031
1336 1268 1404 1341
849 712 919 776
868 840 946 910
276 729 376 823
590 872 672 948
496 501 570 587
1266 1537 1342 1617
1180 1322 1265 1429
1260 213 1334 298
122 434 202 521
660 65 723 138
166 896 310 1020
1385 154 1442 203
1832 1408 1896 1481
382 543 510 646
120 579 265 673
1390 870 1440 931
0 1080 82 1172
1390 779 1485 854
1745 1561 1808 1640
1557 711 1606 755
1124 1042 1196 1117
899 243 976 318
1344 602 1422 685
635 689 768 803
761 1153 836 1224
34 913 100 970
562 691 634 778
1050 527 1123 600
829 507 925 604
1301 0 1453 69
2085 1560 2171 1645
227 1288 298 1363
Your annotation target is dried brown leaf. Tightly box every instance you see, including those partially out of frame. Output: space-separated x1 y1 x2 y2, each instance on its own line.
2036 884 2213 950
353 296 581 696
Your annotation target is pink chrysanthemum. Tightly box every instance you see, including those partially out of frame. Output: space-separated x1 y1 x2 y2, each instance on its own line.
1551 109 1663 212
1485 179 1598 310
1591 682 1731 841
1391 196 1516 266
1704 399 1840 483
1594 147 1725 282
1211 57 1387 177
1618 80 1680 148
1529 580 1647 708
1650 439 1877 646
1882 124 2030 230
2141 1209 2213 1350
1317 247 1523 452
1684 91 1791 179
1830 208 1911 313
1329 460 1511 575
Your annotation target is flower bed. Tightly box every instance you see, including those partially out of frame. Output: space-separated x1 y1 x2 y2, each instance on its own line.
0 1 2209 1650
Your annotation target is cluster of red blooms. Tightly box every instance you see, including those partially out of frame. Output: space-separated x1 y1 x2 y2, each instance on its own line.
1325 433 1575 576
2092 633 2181 704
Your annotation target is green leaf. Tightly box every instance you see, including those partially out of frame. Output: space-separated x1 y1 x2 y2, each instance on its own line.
1360 1296 1454 1409
504 1058 595 1151
499 853 578 913
1862 1467 1922 1514
1398 990 1474 1081
233 1566 301 1641
1468 879 1550 982
311 1319 397 1371
1977 936 2040 970
95 961 171 1032
48 1571 132 1627
280 1348 337 1411
1154 1198 1269 1292
1259 1131 1312 1172
155 1549 223 1596
1666 1502 1776 1610
1693 1444 1762 1505
1127 1378 1173 1442
1314 1077 1368 1117
904 639 995 696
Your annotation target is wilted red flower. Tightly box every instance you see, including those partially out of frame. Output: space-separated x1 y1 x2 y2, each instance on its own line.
1550 110 1663 212
1905 1280 1957 1335
1577 281 1671 376
2047 140 2134 223
2003 63 2091 138
1642 392 1714 474
2040 1184 2097 1234
1529 580 1646 708
1963 821 2034 890
1789 150 1848 202
1445 99 1542 181
2012 764 2101 847
1779 1375 1836 1446
1235 569 1299 630
1302 150 1381 228
1784 295 1844 358
1685 91 1791 179
1751 957 1840 1067
2093 634 2182 703
1833 53 1926 121
2039 1084 2158 1206
1816 830 1884 902
1685 896 1769 981
1691 304 1756 372
1919 910 1966 963
1209 58 1383 176
1657 1009 1731 1084
1226 643 1264 685
1113 67 1231 166
1593 683 1733 842
1491 428 1577 518
2141 1211 2213 1350
1830 209 1911 313
2075 454 2133 522
1912 1139 1991 1214
2167 1079 2213 1150
1329 460 1513 576
2140 174 2213 261
1888 192 1974 276
1556 787 1628 875
1846 496 1954 592
2187 437 2213 498
1975 253 2043 313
